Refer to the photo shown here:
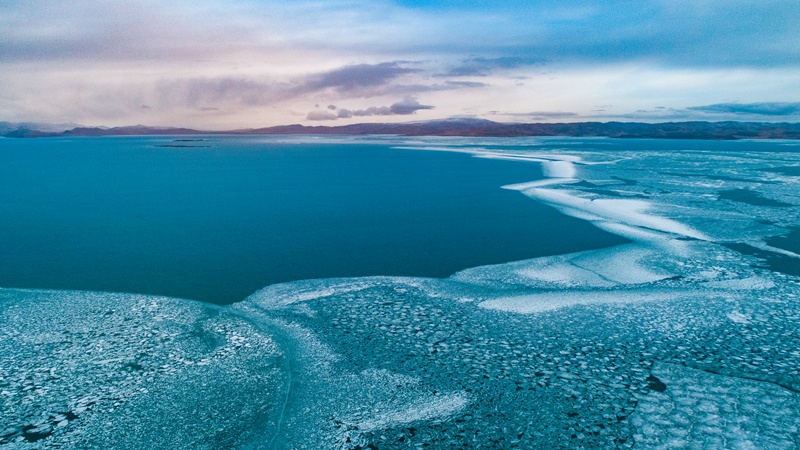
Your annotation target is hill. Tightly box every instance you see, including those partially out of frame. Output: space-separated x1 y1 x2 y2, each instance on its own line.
4 119 800 140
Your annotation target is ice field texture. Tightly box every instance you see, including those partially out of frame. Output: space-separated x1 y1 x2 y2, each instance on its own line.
2 137 800 448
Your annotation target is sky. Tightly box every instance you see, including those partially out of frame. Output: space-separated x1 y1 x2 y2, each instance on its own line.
1 0 800 129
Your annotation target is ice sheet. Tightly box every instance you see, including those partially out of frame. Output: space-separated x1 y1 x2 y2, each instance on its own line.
0 289 286 449
507 244 674 289
521 189 710 241
569 244 675 285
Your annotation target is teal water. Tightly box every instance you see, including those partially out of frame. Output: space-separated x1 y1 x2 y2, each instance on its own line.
0 136 626 304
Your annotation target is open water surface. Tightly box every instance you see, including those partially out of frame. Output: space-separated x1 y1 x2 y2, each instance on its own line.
0 136 624 303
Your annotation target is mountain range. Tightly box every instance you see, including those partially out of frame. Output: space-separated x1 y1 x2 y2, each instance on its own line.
3 118 800 140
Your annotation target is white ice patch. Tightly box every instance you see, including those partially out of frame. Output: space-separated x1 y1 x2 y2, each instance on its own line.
726 311 751 324
479 289 701 314
247 278 377 309
593 221 693 257
744 240 800 259
541 160 577 178
516 257 616 288
502 178 579 190
474 153 550 163
353 392 469 432
513 244 674 289
473 151 583 165
521 189 710 241
570 244 674 285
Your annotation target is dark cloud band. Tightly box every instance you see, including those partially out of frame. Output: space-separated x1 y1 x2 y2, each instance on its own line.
306 96 433 121
688 102 800 116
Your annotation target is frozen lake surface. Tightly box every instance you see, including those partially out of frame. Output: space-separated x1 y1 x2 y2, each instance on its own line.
1 136 799 448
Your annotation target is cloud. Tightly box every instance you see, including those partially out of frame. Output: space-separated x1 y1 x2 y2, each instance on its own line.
155 78 282 108
612 108 695 121
688 102 800 116
148 62 423 110
443 81 489 88
0 0 264 63
596 103 800 122
387 96 434 115
353 107 393 117
306 109 339 121
444 57 541 77
299 62 419 95
490 111 579 121
305 96 434 121
21 59 463 126
3 0 800 128
365 81 489 96
3 0 800 70
421 1 800 68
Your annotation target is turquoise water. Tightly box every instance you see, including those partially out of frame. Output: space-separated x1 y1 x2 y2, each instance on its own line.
0 135 625 304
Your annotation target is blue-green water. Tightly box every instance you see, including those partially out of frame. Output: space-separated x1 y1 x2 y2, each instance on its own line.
0 135 625 304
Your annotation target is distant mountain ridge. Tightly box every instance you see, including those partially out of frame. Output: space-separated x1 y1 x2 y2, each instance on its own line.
0 121 83 135
4 118 800 140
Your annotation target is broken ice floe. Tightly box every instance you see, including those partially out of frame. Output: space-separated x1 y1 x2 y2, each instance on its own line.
631 363 799 449
0 289 285 449
227 299 472 449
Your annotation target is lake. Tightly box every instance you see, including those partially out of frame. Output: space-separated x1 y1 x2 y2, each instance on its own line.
0 135 625 303
2 136 800 448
